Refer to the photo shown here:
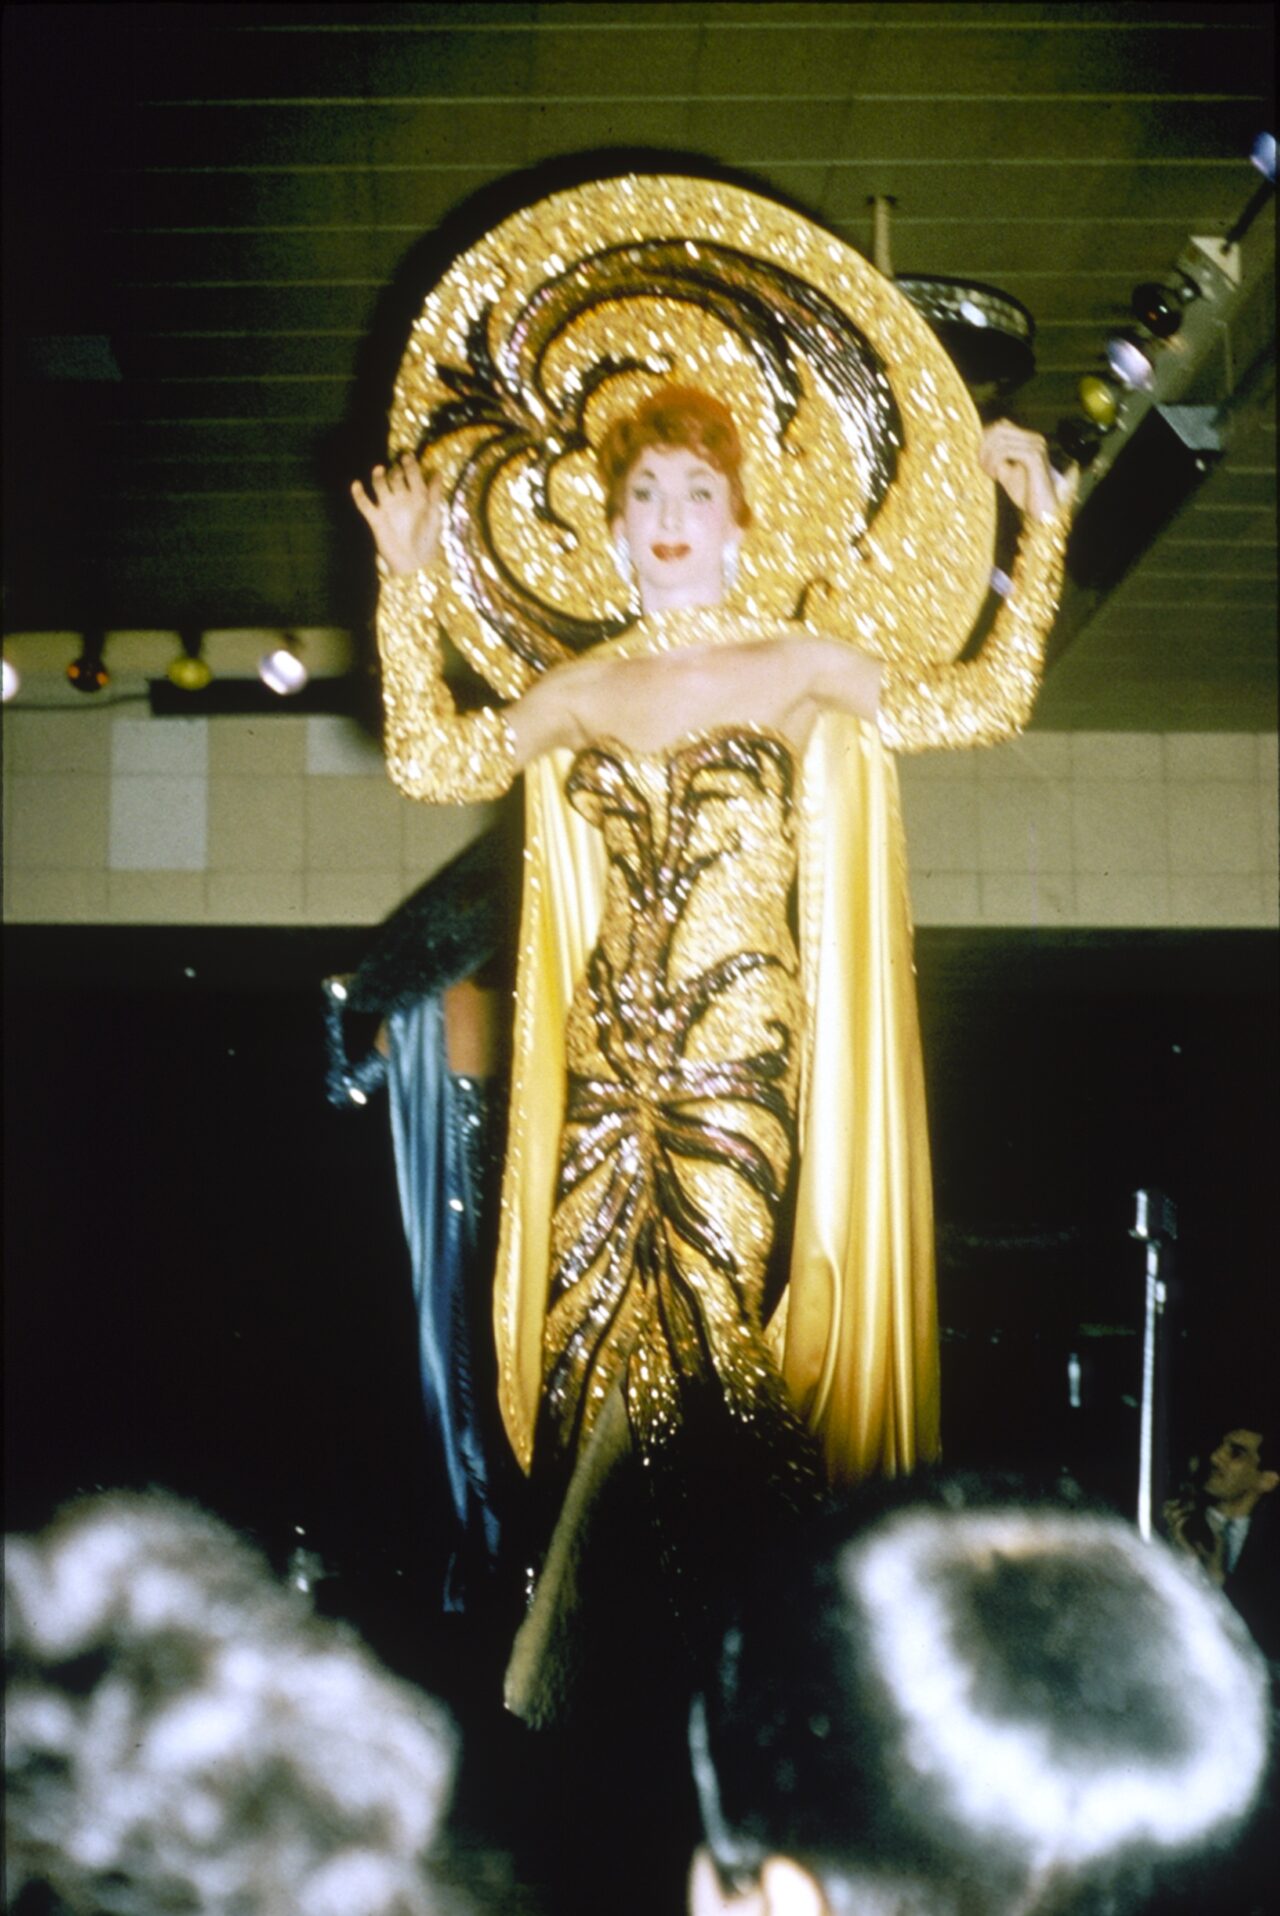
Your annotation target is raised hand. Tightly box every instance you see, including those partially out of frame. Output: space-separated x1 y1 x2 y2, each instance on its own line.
980 420 1064 524
350 454 443 577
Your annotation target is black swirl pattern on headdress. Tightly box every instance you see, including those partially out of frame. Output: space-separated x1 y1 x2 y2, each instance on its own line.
419 240 904 672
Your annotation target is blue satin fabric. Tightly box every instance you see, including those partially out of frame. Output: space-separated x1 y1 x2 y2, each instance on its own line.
387 996 502 1610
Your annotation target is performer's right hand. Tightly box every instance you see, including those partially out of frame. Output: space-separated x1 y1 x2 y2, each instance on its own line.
350 454 442 576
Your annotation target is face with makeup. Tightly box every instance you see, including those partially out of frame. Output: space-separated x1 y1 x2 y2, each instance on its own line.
612 446 739 613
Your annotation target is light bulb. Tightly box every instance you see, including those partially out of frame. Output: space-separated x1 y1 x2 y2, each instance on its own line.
1105 332 1156 392
259 647 308 696
67 653 109 694
1131 283 1184 340
167 651 213 691
1078 375 1119 428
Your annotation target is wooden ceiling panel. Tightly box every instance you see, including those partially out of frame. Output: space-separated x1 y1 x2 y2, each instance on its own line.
112 286 384 336
132 102 536 171
176 23 540 100
115 229 400 286
109 334 359 382
1075 627 1277 664
817 162 1258 227
1192 468 1276 510
527 97 693 151
121 458 322 495
788 15 1270 99
685 18 1254 99
116 379 351 425
531 20 704 94
879 226 1196 280
104 420 337 461
1138 542 1276 579
111 168 496 231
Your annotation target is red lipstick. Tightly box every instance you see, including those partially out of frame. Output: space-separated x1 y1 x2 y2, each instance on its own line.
651 543 690 562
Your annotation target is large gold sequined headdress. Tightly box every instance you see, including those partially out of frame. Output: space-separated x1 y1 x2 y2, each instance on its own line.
390 173 995 695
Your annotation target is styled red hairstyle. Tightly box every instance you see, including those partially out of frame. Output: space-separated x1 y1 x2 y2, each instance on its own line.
596 386 752 529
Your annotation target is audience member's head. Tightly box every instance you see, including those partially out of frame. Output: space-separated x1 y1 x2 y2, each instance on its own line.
1203 1422 1276 1518
689 1479 1271 1916
5 1491 462 1915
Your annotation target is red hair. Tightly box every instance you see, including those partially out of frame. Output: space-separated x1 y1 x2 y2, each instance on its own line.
597 386 752 529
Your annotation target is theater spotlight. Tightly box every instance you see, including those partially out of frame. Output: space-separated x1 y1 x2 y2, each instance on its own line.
1055 417 1102 467
1252 130 1276 184
894 274 1036 394
2 655 20 703
1130 275 1198 340
166 631 213 692
1105 330 1157 392
258 639 308 696
66 632 109 694
1078 374 1121 429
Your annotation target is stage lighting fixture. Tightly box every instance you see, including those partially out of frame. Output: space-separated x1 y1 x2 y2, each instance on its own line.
1078 375 1121 429
1130 277 1197 340
1105 331 1157 392
66 634 109 694
167 633 213 692
895 274 1036 392
1066 405 1223 596
2 656 19 702
258 641 308 696
1251 130 1275 184
1055 417 1102 467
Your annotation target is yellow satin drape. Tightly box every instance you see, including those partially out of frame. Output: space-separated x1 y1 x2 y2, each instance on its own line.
493 712 940 1489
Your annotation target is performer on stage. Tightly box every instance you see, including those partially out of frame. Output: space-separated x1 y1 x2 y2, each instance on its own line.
351 175 1074 1719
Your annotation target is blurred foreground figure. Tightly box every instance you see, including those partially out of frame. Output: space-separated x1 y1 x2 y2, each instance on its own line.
689 1484 1272 1916
5 1493 462 1916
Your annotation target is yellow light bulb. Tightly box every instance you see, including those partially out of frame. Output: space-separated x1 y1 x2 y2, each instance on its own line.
1078 375 1118 428
167 653 213 691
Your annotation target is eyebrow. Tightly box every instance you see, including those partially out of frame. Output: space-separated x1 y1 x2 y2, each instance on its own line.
631 461 717 482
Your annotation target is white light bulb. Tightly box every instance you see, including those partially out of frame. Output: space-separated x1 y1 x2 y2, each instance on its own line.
1106 335 1155 392
2 657 19 703
258 647 308 696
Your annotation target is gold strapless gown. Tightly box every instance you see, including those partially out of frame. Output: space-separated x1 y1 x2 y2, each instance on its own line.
537 729 815 1493
503 728 822 1720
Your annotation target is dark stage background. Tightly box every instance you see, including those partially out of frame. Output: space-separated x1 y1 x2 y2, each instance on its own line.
7 922 1277 1556
5 922 1277 1909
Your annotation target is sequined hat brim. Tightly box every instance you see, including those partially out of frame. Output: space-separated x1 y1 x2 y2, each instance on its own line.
390 172 995 693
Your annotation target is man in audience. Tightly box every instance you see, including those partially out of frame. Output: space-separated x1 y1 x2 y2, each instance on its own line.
687 1479 1271 1916
1165 1422 1279 1663
4 1490 484 1915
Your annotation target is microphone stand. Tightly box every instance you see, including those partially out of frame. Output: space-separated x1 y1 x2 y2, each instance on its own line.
1131 1187 1177 1541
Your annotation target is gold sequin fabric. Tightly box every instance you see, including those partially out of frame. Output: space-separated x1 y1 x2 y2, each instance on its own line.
377 564 517 803
878 478 1077 753
535 728 813 1486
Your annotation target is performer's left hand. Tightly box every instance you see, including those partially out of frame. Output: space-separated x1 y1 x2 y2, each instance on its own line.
980 421 1064 523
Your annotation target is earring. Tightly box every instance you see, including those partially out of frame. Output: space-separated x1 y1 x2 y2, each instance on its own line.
723 542 741 592
612 532 634 581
